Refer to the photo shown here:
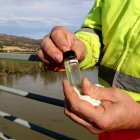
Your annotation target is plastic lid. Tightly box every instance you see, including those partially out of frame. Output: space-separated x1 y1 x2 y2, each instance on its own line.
63 50 77 60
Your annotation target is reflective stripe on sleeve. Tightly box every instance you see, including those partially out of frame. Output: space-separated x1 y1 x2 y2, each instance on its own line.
75 27 102 39
99 65 140 93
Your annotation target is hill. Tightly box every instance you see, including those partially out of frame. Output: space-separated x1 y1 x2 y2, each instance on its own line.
0 34 41 53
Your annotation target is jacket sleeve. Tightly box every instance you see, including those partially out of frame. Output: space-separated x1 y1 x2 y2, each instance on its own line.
75 0 102 69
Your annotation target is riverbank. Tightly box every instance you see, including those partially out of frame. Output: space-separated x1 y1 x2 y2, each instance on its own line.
0 45 37 54
0 58 45 75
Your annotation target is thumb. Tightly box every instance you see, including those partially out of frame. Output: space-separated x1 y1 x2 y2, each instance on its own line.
82 77 116 102
82 77 99 96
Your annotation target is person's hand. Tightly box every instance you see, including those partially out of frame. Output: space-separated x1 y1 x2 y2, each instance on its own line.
62 77 140 134
38 26 86 71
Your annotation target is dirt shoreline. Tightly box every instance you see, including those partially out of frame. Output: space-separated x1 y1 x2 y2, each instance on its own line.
0 46 37 53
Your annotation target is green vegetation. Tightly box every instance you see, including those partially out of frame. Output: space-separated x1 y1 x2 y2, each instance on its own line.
0 59 45 75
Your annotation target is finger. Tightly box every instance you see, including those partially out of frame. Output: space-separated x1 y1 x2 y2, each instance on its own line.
50 26 73 52
38 50 65 71
82 77 116 102
81 77 99 96
43 62 65 72
62 80 103 121
64 107 103 134
37 49 50 64
71 38 86 61
41 36 63 63
93 87 119 102
37 49 59 67
62 80 80 107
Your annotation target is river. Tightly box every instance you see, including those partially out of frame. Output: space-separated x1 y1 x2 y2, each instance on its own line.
0 68 98 140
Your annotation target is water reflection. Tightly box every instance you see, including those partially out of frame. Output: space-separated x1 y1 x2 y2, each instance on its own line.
0 67 98 88
0 68 99 99
0 71 65 86
39 71 66 86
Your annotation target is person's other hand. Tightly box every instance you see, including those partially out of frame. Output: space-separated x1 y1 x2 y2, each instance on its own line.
62 77 140 134
38 26 86 71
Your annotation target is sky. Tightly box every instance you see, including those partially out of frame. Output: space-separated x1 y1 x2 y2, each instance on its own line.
0 0 94 39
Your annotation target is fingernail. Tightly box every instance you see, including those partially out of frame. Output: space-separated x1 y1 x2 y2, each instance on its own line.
53 53 62 63
85 77 91 85
83 77 91 87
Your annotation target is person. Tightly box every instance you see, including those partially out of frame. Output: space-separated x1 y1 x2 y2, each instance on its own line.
38 0 140 139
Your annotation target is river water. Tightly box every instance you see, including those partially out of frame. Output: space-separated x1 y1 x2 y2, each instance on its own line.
0 68 99 140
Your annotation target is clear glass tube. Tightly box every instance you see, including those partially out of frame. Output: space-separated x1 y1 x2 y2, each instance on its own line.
64 59 82 89
63 51 101 106
63 51 82 95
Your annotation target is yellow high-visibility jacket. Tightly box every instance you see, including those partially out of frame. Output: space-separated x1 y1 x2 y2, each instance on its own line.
75 0 140 101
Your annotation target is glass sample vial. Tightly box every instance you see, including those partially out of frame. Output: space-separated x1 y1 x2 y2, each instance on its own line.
63 50 82 93
63 50 101 106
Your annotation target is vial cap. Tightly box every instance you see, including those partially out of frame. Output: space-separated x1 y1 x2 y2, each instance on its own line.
63 50 77 60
